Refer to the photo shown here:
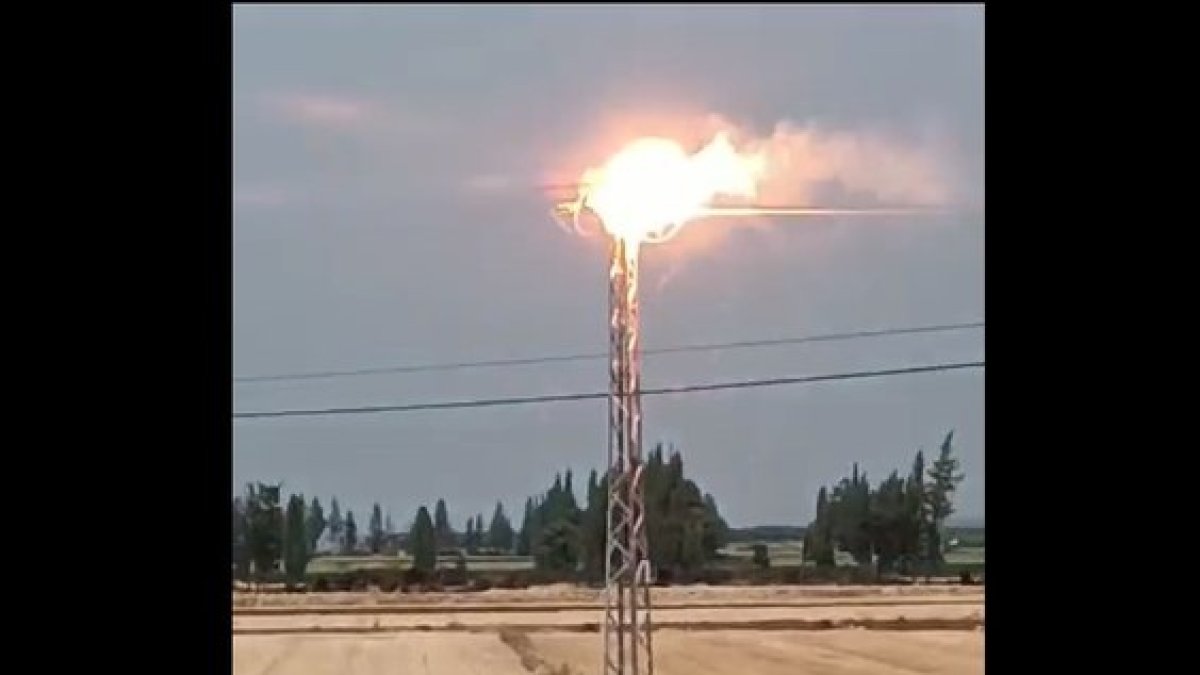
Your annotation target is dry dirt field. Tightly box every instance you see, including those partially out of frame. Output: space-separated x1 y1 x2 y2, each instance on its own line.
235 633 531 675
233 585 984 674
234 630 983 675
233 583 981 608
531 630 984 675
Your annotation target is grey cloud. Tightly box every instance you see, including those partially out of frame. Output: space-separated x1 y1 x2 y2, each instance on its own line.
234 5 984 526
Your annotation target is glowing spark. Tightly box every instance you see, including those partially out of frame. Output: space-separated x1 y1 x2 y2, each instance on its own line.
563 133 766 252
555 135 950 252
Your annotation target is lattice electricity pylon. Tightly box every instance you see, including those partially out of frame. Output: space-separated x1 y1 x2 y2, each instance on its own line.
602 237 654 675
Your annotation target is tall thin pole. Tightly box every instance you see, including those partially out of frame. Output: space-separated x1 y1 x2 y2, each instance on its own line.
603 237 654 675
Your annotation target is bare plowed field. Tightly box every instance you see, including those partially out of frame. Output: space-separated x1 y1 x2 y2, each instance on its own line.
234 601 981 634
234 630 983 675
233 583 982 609
532 630 984 675
233 586 984 674
234 633 530 675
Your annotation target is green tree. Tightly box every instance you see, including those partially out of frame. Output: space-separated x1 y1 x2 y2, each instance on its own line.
487 502 515 552
283 494 310 585
799 435 969 578
751 544 770 569
526 469 585 570
563 470 579 515
384 512 398 555
465 517 477 554
905 450 929 573
368 503 385 554
582 470 608 579
535 519 581 571
805 486 836 567
244 483 284 582
327 498 344 551
232 497 250 580
662 475 708 574
434 499 452 550
643 447 672 572
868 472 908 574
343 511 358 554
817 464 875 567
409 506 437 573
701 493 729 558
517 497 535 556
521 447 727 577
925 431 965 566
306 497 326 554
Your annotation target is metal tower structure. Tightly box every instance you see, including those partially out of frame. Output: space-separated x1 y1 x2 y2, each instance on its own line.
603 236 654 675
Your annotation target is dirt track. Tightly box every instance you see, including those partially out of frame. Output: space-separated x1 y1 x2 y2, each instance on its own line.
234 595 980 617
535 630 984 675
233 583 981 609
234 601 982 634
233 586 984 674
234 630 984 675
234 633 531 675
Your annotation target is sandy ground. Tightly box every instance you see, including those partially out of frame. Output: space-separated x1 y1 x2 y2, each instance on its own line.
536 630 984 675
233 586 984 673
234 630 984 675
235 595 980 618
233 633 530 675
234 601 982 633
233 583 982 609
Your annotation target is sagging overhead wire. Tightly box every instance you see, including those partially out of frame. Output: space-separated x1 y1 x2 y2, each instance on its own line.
234 321 984 384
234 360 984 420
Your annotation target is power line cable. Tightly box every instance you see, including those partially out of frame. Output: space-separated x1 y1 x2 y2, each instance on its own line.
234 360 984 420
234 321 984 384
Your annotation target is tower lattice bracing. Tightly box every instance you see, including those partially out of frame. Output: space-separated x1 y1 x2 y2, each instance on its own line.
602 237 654 675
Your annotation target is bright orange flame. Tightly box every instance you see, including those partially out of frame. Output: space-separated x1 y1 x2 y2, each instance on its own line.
567 133 765 251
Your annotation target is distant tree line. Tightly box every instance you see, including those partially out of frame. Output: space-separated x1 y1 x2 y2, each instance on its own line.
232 433 967 586
231 444 728 585
802 431 965 575
725 525 807 543
231 489 523 584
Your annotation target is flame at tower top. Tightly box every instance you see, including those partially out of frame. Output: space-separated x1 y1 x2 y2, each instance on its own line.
571 132 766 253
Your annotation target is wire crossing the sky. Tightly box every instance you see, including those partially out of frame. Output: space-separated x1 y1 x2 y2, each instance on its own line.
233 360 984 420
234 320 984 384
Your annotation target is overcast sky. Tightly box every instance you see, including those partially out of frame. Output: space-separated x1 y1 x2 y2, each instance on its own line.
233 4 984 528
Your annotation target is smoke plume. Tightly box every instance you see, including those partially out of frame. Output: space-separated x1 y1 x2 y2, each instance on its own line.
707 116 959 207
